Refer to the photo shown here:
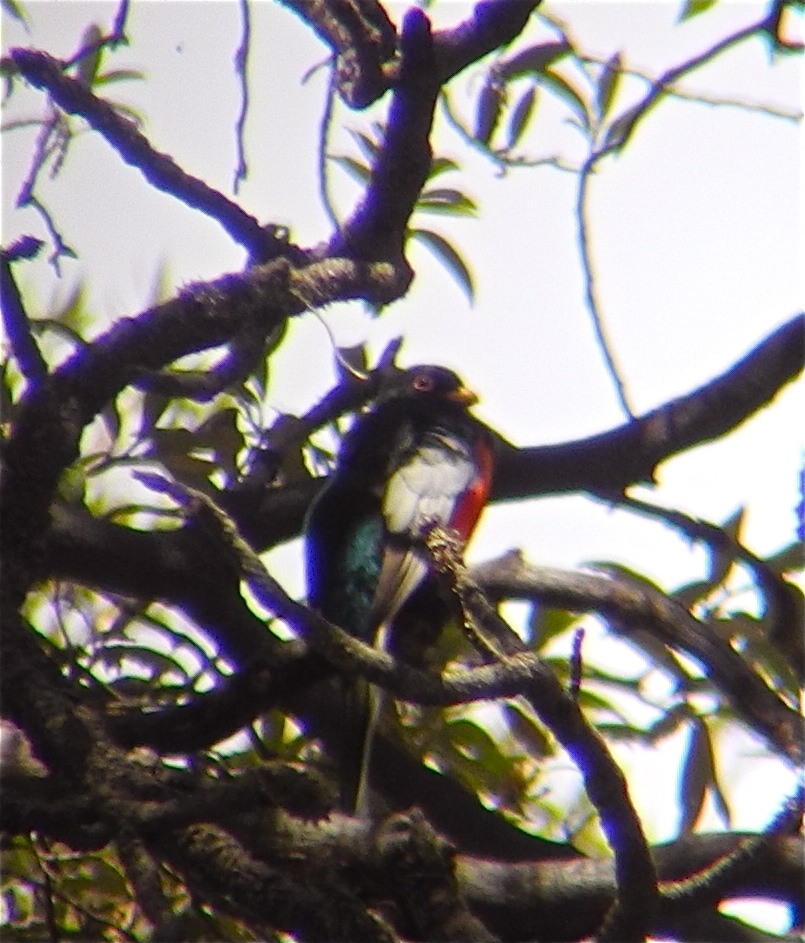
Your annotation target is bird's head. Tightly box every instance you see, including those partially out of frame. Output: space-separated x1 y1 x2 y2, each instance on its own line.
379 365 478 409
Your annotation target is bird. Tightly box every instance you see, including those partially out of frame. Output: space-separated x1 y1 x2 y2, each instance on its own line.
304 365 494 815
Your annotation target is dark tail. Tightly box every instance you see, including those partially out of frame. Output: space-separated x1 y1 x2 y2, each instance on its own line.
338 675 384 815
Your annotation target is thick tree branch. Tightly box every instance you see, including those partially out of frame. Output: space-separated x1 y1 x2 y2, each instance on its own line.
38 313 800 581
1 255 403 615
9 48 293 263
327 6 439 274
471 551 802 764
423 530 656 942
284 0 540 107
491 312 804 500
278 0 397 108
459 832 803 942
6 746 800 943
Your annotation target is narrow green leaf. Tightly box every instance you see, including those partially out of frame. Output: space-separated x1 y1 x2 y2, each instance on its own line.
506 85 537 151
596 53 621 122
502 703 551 758
94 68 146 86
706 506 745 588
672 577 716 609
587 561 664 594
347 127 380 162
678 716 714 834
678 0 718 23
107 101 145 127
408 228 475 304
99 398 122 445
528 605 576 650
74 24 104 88
29 318 87 350
498 40 572 80
474 78 504 144
444 718 511 777
417 187 477 216
646 703 692 743
539 68 589 129
2 0 30 29
601 101 643 151
328 154 372 185
426 156 460 180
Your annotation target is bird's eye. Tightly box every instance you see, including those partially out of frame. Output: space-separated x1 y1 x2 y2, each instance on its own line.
412 373 435 392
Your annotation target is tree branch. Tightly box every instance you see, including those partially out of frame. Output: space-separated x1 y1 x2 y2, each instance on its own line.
470 550 802 764
491 312 804 500
9 48 295 263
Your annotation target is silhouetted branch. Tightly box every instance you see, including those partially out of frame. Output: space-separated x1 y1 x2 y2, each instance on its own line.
327 6 439 274
134 317 272 401
9 47 289 262
471 550 802 764
492 312 804 500
1 240 48 387
616 494 805 682
279 0 397 108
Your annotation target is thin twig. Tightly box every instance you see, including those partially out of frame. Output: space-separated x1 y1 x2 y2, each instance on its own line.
317 61 341 233
233 0 252 193
576 152 635 418
1 246 49 387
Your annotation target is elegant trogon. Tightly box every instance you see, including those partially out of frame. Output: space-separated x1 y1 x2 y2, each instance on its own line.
304 365 494 815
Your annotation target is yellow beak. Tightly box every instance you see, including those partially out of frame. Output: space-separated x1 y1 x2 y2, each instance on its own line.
449 385 478 407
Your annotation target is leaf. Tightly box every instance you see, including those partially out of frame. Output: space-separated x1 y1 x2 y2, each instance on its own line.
347 127 380 162
497 40 572 81
678 0 718 23
646 703 692 743
706 506 745 588
408 228 474 304
99 397 122 445
502 703 551 758
106 100 145 127
474 78 504 144
587 561 664 594
528 605 576 650
601 101 643 151
94 68 146 86
678 716 710 834
539 68 589 129
57 462 87 503
52 281 90 332
426 156 460 180
677 715 728 834
672 577 716 610
417 187 477 216
2 0 30 29
95 643 188 683
506 85 537 151
74 24 104 88
736 628 801 702
595 53 621 122
328 154 372 185
29 317 87 351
